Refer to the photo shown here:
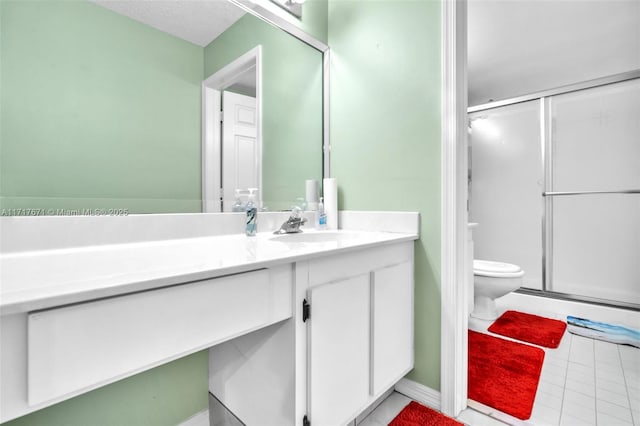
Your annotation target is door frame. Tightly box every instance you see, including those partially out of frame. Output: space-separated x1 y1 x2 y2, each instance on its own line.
202 46 262 212
440 0 469 417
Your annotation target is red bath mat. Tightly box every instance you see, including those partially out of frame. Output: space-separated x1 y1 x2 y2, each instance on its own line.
389 401 463 426
488 310 567 348
468 330 545 420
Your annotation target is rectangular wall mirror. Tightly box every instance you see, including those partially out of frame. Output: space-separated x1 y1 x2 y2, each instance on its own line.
0 0 326 215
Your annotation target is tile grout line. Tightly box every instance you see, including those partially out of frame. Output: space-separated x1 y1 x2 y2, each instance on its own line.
558 333 572 424
619 345 636 426
593 338 597 426
557 346 570 425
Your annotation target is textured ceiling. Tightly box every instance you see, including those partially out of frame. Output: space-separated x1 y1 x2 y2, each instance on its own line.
91 0 247 47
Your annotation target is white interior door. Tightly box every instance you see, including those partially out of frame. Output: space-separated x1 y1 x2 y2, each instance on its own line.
222 91 258 212
307 275 370 426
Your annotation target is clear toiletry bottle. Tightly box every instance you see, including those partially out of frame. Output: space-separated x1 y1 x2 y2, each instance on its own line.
245 188 258 236
317 197 327 230
232 189 245 212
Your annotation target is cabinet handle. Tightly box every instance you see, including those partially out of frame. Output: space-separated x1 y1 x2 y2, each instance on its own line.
302 299 310 322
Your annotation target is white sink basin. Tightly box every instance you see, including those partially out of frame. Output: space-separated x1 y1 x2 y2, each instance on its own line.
270 231 356 244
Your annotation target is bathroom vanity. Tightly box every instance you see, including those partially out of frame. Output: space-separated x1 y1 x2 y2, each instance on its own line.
0 212 418 425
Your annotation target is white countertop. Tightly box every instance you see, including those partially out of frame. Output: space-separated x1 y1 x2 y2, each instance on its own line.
0 229 418 315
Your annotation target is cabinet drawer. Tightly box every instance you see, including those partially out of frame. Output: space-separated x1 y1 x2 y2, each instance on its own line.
28 267 291 406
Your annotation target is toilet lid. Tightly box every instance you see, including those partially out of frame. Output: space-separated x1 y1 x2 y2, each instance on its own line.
474 259 522 274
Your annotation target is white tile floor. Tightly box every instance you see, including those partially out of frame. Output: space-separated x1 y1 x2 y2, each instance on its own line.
469 309 640 426
360 307 639 426
538 335 638 426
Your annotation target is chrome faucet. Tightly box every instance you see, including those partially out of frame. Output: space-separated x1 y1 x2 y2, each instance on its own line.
274 206 307 234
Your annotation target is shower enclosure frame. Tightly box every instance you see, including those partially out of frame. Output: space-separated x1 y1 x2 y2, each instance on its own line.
468 69 640 311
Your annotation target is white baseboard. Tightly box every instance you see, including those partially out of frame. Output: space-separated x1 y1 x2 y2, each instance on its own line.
179 410 209 426
394 378 441 411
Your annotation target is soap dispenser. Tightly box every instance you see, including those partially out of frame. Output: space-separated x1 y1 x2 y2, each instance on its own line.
232 189 245 212
245 188 258 236
317 197 327 230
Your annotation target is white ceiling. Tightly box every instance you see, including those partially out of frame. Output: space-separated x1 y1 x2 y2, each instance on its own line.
468 0 640 106
91 0 247 47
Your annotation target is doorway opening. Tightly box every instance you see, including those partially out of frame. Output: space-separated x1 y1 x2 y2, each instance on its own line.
202 46 262 212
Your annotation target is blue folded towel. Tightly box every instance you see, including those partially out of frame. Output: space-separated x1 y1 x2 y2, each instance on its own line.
567 316 640 348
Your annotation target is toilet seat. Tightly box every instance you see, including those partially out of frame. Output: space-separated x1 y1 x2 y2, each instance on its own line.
474 259 524 278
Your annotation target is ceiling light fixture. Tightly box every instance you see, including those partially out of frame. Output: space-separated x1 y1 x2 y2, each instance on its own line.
269 0 304 19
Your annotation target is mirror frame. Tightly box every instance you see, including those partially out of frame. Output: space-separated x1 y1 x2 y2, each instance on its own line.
228 0 331 180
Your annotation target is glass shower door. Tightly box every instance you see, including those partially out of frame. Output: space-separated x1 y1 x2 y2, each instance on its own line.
547 79 640 306
469 100 544 290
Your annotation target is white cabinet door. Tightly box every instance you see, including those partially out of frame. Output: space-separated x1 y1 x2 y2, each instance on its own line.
371 261 414 396
307 274 370 426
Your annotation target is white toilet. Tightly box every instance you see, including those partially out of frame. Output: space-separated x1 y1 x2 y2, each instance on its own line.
471 259 524 320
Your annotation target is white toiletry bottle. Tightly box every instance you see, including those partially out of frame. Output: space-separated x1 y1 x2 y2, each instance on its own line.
245 188 258 236
317 197 327 230
232 189 245 212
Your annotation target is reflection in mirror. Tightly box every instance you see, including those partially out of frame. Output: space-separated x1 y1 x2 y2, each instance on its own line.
269 0 303 19
202 46 262 213
0 0 323 215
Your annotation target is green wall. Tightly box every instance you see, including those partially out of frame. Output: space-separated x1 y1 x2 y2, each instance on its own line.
204 13 323 211
0 0 203 213
3 352 208 426
328 0 442 390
